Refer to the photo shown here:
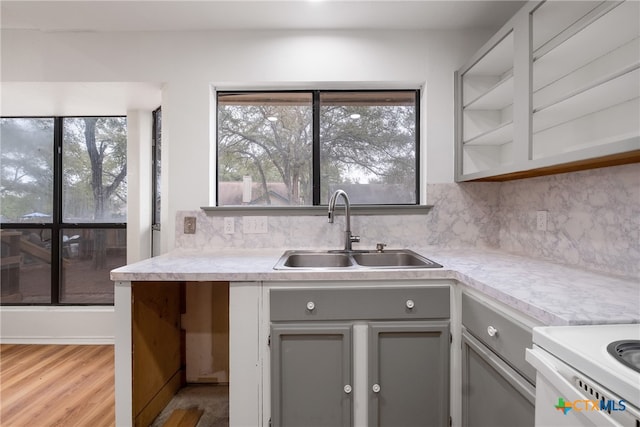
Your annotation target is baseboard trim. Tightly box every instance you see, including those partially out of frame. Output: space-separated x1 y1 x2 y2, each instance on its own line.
0 306 115 345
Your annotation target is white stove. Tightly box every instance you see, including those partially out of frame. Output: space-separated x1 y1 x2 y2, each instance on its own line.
526 323 640 427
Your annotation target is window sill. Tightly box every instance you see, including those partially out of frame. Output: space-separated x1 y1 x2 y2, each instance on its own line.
201 205 433 216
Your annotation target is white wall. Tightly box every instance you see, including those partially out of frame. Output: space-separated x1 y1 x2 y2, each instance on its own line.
2 28 490 248
1 27 491 342
0 306 114 344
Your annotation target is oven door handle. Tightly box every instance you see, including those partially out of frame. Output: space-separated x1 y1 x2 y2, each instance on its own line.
526 348 624 427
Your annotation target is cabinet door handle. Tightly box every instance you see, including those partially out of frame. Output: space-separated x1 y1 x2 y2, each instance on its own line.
343 384 352 394
405 299 415 309
372 383 381 393
487 325 498 337
306 301 315 311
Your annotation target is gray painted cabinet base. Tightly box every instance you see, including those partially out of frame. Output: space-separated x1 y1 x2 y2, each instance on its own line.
461 330 535 427
369 321 450 427
270 286 451 427
270 323 353 427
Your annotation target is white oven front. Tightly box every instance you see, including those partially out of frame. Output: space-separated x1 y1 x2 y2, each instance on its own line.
527 346 640 427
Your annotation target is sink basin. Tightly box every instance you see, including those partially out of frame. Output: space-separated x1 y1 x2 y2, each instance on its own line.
351 251 441 268
282 252 353 268
273 249 442 270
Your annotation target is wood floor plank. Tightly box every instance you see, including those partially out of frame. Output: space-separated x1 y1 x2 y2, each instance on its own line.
0 344 115 427
162 408 204 427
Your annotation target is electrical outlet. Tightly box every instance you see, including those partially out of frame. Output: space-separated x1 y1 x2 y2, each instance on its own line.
536 210 548 231
223 217 235 234
243 216 268 234
184 216 196 234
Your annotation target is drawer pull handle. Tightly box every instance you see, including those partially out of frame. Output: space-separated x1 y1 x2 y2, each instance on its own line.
306 301 315 311
487 326 498 337
372 383 381 393
344 384 352 394
406 299 415 309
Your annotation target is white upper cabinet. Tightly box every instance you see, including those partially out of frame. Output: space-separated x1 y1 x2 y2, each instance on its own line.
456 0 640 181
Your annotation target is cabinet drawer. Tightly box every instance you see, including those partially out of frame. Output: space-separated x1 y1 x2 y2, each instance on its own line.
462 293 535 383
271 286 450 322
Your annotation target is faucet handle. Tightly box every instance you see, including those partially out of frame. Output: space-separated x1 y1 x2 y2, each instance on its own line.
376 243 387 252
350 235 360 243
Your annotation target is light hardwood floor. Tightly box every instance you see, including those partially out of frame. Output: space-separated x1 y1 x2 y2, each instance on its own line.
0 344 115 426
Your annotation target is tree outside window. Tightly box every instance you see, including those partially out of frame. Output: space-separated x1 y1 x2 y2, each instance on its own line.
0 116 127 305
217 90 418 206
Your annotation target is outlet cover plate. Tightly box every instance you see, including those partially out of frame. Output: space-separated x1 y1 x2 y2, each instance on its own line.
536 210 548 231
243 216 268 234
184 216 197 234
224 217 235 234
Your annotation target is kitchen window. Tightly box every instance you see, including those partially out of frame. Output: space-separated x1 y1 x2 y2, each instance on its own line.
217 90 419 206
0 116 127 305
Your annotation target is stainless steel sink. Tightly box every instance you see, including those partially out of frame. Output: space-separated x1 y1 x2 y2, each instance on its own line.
351 251 441 268
282 252 353 268
273 249 442 270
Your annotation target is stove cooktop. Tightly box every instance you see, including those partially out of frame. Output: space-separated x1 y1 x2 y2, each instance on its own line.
607 340 640 374
532 323 640 406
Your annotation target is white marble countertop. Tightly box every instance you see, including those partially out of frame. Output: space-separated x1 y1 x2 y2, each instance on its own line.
111 247 640 326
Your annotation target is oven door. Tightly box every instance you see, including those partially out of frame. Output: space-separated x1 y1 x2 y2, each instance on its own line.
526 347 631 427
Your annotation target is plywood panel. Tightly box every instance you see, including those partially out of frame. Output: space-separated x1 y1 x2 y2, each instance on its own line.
132 281 183 426
184 282 229 383
211 282 229 382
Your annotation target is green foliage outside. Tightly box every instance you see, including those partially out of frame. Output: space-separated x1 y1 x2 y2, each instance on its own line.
218 98 416 205
0 117 127 222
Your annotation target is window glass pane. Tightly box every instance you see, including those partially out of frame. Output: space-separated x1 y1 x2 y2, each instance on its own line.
0 118 54 223
217 92 313 206
60 228 126 304
0 228 52 303
62 117 127 222
319 91 417 204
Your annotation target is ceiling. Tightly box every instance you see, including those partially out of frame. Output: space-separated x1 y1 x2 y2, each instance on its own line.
0 1 526 32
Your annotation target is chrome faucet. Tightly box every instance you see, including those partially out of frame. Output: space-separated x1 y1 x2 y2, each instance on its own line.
328 189 360 252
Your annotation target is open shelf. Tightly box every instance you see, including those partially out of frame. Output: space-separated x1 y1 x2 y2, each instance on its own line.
464 73 513 110
533 1 639 91
533 97 639 160
532 1 602 53
533 38 639 109
533 66 640 134
463 121 513 146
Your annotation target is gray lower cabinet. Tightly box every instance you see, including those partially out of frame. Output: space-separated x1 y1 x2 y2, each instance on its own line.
270 286 451 427
271 323 353 427
369 321 450 427
462 330 535 427
461 293 535 427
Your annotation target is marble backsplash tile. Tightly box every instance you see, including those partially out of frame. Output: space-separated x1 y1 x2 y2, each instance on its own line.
175 163 639 278
174 181 503 253
175 211 432 252
497 163 640 279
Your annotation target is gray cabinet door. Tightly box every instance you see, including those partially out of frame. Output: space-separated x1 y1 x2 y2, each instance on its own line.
462 329 535 427
368 321 450 427
271 323 353 427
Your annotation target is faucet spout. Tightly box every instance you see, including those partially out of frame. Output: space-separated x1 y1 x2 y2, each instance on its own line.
327 189 359 251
